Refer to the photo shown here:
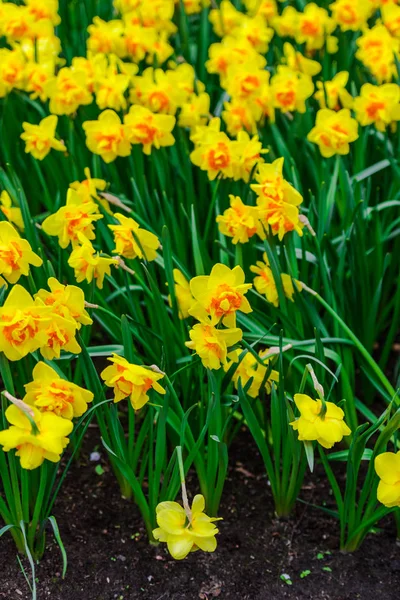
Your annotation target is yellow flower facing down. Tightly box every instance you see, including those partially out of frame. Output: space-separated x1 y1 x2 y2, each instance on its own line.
68 236 118 289
290 393 351 449
42 188 103 249
375 452 400 508
21 115 66 161
251 253 300 307
83 110 131 163
181 0 210 15
168 269 194 319
0 191 24 230
109 213 160 261
24 362 94 420
307 109 359 158
185 322 242 370
314 72 353 111
34 277 93 327
226 348 279 398
0 404 72 470
101 354 166 410
153 494 221 560
124 105 175 154
353 83 400 132
270 67 314 114
217 195 261 244
0 221 42 284
0 285 51 361
251 158 304 240
189 264 252 326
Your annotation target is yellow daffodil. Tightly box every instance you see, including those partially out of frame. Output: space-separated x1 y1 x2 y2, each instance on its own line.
101 354 166 410
0 191 24 230
232 131 266 182
68 236 118 289
189 264 252 326
0 48 26 97
251 158 304 240
109 213 160 261
0 404 72 470
290 394 351 449
178 93 210 129
307 109 359 158
282 43 321 77
375 452 400 508
94 69 130 112
83 110 132 163
185 322 242 369
24 362 93 420
168 269 194 319
217 195 261 244
21 115 66 161
270 67 314 114
69 167 109 211
251 253 300 306
153 495 221 560
0 221 42 284
24 61 55 103
34 277 93 327
356 25 399 84
42 188 103 248
209 1 243 37
124 105 176 154
330 0 370 32
0 285 51 361
295 3 337 52
222 99 261 137
272 6 299 38
206 37 266 83
87 16 125 56
130 67 186 115
382 2 400 39
46 67 93 115
38 310 81 360
314 72 353 111
244 0 277 22
190 130 238 181
353 83 400 132
226 348 279 397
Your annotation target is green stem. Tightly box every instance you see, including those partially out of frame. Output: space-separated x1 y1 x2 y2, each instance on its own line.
303 285 397 401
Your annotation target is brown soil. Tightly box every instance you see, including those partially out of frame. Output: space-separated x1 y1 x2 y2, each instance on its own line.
1 429 399 600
